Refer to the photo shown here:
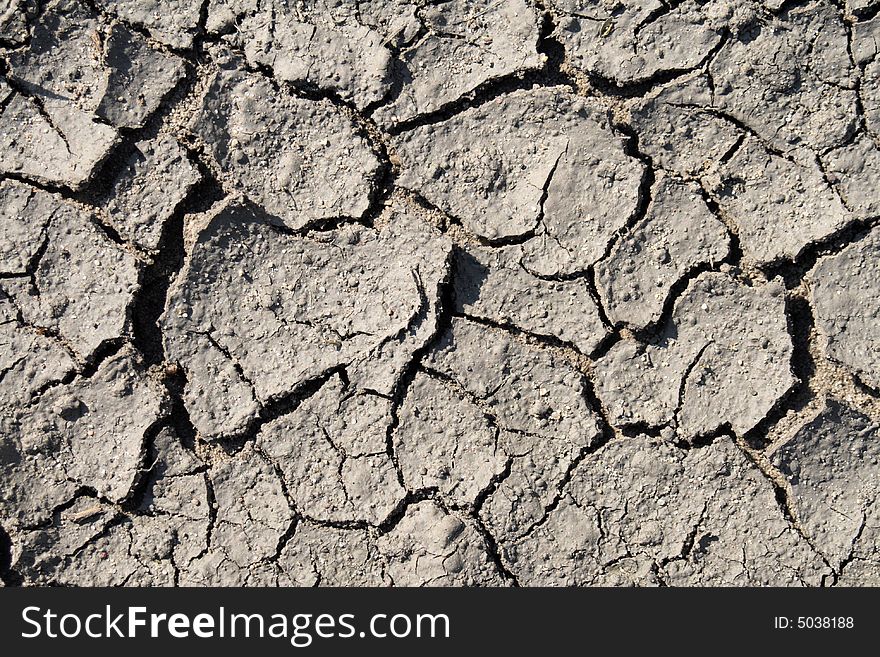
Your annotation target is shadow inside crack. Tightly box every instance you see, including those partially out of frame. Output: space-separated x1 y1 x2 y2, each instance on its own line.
0 523 20 586
450 246 491 310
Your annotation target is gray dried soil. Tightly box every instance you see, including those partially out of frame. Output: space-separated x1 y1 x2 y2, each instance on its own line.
1 0 879 587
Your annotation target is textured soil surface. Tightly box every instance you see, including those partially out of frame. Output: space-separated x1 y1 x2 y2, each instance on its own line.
1 0 879 587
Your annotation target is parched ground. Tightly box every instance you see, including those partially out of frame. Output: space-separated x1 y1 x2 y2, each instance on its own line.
1 0 879 587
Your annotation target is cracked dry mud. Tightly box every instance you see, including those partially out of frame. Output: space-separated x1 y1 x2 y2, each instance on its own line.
1 0 879 588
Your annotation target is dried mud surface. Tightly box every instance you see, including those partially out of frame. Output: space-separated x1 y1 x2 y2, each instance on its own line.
2 0 880 587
